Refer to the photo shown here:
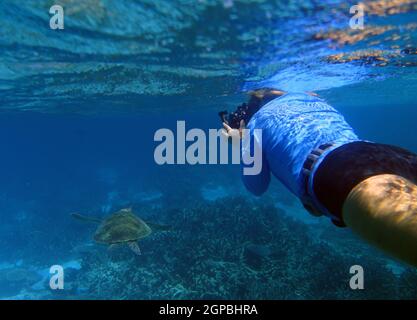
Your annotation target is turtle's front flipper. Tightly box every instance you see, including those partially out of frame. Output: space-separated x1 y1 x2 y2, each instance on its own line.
128 241 142 255
70 213 102 224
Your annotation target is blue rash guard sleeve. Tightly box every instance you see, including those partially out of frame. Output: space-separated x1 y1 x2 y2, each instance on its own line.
241 92 360 198
241 156 271 196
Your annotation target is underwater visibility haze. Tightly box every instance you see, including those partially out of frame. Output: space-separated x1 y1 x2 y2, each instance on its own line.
0 0 417 299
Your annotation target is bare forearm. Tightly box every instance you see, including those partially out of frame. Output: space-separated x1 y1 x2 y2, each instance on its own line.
343 174 417 267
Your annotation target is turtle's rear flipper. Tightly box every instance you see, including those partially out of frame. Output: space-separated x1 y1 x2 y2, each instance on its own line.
128 242 142 255
70 213 102 224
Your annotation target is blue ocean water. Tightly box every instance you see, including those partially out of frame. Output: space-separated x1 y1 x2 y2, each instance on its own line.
0 0 416 299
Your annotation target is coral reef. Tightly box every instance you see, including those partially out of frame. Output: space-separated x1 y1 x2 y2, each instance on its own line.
75 197 417 299
0 267 42 298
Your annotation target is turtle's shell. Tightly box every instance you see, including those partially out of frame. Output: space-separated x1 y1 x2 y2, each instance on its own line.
93 209 152 244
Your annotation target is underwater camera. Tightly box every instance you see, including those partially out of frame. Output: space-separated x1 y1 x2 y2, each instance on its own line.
218 110 229 124
218 103 250 129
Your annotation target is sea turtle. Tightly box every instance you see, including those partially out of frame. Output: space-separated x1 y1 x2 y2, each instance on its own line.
71 208 168 255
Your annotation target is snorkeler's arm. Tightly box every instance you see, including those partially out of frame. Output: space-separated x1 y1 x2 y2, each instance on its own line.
241 151 271 196
240 127 271 196
342 174 417 267
221 120 271 196
222 121 245 139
